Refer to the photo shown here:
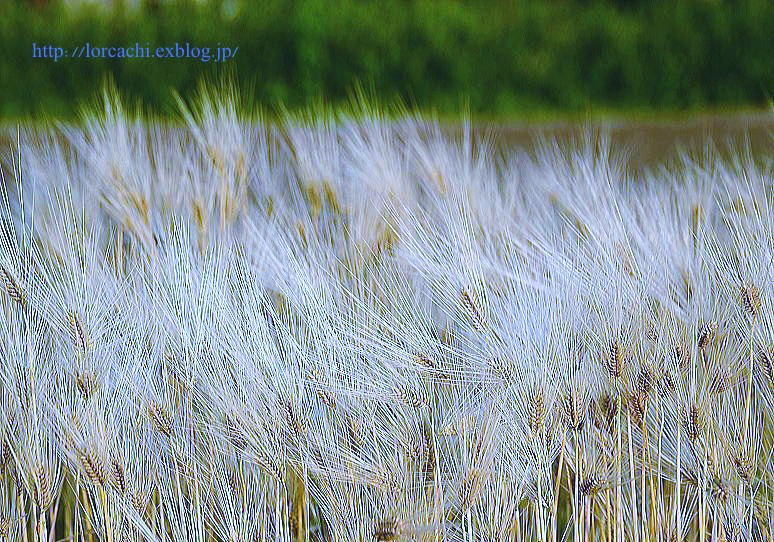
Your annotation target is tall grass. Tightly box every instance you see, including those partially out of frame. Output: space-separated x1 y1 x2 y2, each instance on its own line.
0 88 771 541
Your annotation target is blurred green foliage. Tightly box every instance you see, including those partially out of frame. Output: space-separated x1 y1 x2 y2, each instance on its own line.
1 0 771 119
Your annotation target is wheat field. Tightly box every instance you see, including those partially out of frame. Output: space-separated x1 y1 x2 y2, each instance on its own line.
0 89 771 541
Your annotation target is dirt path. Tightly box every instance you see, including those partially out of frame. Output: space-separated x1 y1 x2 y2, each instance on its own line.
470 111 772 170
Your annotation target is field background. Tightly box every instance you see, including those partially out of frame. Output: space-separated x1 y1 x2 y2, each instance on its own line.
2 0 773 121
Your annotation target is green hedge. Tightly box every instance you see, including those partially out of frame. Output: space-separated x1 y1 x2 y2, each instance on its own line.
1 0 771 119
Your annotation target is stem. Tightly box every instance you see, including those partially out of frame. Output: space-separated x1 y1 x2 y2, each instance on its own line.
675 419 682 541
551 442 565 542
37 509 46 542
101 487 113 542
626 411 638 542
574 435 581 542
616 392 622 542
